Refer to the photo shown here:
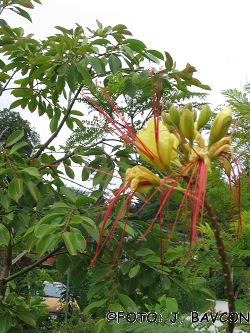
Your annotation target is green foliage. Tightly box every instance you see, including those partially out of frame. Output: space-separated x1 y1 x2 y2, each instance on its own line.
0 3 241 333
49 313 97 333
0 109 40 156
168 287 207 314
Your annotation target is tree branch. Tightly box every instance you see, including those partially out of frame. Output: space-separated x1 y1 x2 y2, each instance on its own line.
31 85 84 159
38 151 74 171
2 245 63 284
204 198 235 333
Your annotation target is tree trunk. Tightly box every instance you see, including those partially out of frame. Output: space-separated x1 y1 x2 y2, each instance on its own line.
204 198 235 333
0 238 12 299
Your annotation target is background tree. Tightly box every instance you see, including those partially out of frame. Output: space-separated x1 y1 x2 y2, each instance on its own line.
0 108 40 156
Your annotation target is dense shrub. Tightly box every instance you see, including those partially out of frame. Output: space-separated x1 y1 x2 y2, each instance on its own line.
205 271 242 300
168 287 206 314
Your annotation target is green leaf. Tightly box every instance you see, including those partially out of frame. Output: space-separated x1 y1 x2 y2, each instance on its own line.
62 231 77 255
37 234 59 257
121 261 134 275
147 49 164 61
165 297 178 313
0 224 10 246
142 255 161 263
118 221 135 237
36 194 52 211
135 248 154 256
108 55 121 74
75 233 86 252
96 19 103 29
0 19 8 28
124 38 146 50
10 6 32 23
0 312 12 333
83 299 108 314
56 253 71 274
122 45 134 59
170 277 190 293
101 169 113 190
76 195 96 208
35 224 60 238
140 70 149 81
188 277 206 285
128 264 140 278
81 167 89 181
199 288 216 300
20 167 40 178
56 75 65 94
115 148 134 156
9 99 24 110
16 313 36 327
67 64 76 92
161 276 171 290
81 217 99 242
92 265 110 283
76 64 93 87
24 180 40 201
113 24 127 31
125 79 138 98
8 178 22 202
87 281 108 300
50 115 59 133
93 171 104 187
15 178 23 198
52 202 71 210
1 194 10 209
165 51 173 71
92 319 105 333
9 141 28 154
28 97 37 112
64 166 75 179
66 116 74 130
88 56 105 75
118 293 137 309
37 213 65 226
69 216 83 225
6 130 24 147
60 186 76 203
90 38 109 46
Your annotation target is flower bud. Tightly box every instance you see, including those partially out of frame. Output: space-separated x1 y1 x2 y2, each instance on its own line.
197 105 211 131
161 111 173 127
208 107 232 147
165 101 173 110
217 156 231 176
169 105 180 128
184 102 192 111
180 109 194 143
191 109 197 122
126 165 160 193
208 136 232 158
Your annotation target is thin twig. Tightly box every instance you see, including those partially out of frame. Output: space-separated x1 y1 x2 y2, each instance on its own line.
3 245 63 284
31 85 84 159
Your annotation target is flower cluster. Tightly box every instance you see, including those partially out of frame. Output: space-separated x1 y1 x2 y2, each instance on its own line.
84 87 237 264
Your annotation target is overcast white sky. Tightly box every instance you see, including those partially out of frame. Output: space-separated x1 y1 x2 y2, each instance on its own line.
1 0 250 187
2 0 250 140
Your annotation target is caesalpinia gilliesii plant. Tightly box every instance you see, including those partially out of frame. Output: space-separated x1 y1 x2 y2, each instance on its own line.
84 87 242 333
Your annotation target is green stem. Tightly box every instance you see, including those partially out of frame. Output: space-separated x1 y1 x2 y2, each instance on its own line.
204 198 235 333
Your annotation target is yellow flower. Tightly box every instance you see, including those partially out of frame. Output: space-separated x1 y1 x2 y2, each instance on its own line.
126 165 160 193
136 119 179 172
